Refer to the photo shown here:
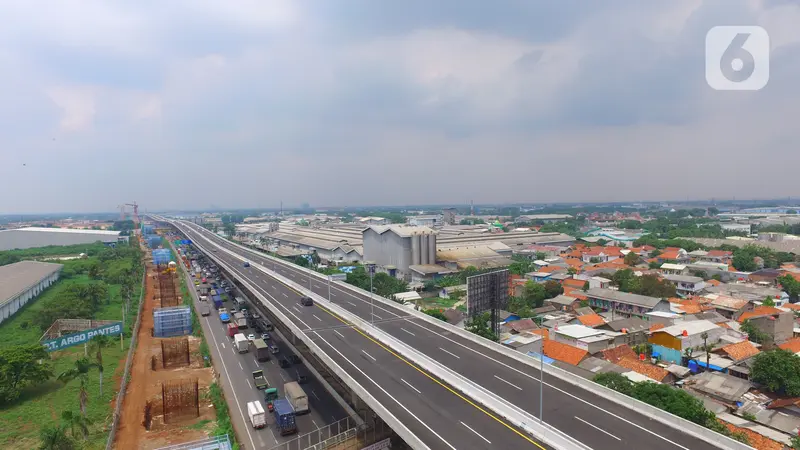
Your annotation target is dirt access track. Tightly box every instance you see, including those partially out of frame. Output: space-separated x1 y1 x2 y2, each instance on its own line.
114 252 216 450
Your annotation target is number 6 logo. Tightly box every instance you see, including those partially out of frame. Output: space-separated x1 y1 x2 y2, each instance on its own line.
706 26 769 91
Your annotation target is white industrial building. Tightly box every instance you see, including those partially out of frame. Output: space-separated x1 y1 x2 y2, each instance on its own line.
363 225 439 280
0 227 128 251
0 261 63 324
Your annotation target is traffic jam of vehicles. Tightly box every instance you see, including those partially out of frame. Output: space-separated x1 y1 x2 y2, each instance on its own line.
190 254 313 437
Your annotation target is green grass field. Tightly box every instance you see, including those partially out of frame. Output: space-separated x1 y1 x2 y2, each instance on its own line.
0 262 142 449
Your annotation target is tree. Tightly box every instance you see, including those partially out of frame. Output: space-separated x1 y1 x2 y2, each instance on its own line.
87 262 102 280
740 320 769 344
778 274 800 301
61 410 91 441
310 251 321 267
589 257 601 264
0 344 54 404
750 349 800 396
465 312 497 341
522 281 547 308
567 266 578 275
762 297 775 307
543 280 563 299
38 425 77 450
90 335 109 397
700 332 712 372
624 252 641 266
223 223 236 238
58 358 100 417
791 435 800 450
593 372 634 396
294 255 310 267
422 309 447 321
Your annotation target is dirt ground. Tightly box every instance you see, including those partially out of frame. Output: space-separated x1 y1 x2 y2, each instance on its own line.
114 249 217 450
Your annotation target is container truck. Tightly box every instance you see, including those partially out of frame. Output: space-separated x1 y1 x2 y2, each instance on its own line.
247 401 267 429
212 296 223 309
252 369 269 390
200 303 211 317
234 312 248 329
253 338 270 362
284 381 309 414
234 333 249 353
272 399 297 436
227 323 238 337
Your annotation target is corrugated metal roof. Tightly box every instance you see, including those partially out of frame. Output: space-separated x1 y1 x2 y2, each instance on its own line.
585 288 663 308
0 260 64 306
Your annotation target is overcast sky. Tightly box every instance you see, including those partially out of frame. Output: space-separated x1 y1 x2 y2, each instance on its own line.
1 1 799 214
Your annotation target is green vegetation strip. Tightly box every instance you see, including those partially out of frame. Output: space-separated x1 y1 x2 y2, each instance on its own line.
0 242 143 450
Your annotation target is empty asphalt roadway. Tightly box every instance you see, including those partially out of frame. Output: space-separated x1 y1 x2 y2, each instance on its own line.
174 219 723 450
172 220 552 450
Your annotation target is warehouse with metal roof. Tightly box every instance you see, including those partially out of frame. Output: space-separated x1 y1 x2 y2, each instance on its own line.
0 227 128 251
0 261 63 325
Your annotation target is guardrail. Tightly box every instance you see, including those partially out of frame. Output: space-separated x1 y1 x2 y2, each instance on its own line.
105 268 147 450
176 223 432 450
186 223 755 450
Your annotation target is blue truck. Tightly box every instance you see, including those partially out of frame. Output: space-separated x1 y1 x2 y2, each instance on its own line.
272 399 297 436
212 296 223 309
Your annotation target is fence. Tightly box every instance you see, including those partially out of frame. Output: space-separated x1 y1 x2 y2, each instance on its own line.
155 434 232 450
104 270 147 450
153 306 192 338
162 378 200 424
152 337 190 370
157 271 179 307
267 414 390 450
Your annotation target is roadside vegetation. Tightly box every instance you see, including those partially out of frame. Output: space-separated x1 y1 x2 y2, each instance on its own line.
0 241 142 449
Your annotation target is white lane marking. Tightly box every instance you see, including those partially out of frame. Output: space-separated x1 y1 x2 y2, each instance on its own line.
293 306 301 313
269 359 275 365
238 361 243 370
313 314 323 322
333 330 345 339
575 416 621 441
347 301 357 307
401 328 416 336
311 419 319 429
313 284 321 289
220 342 226 349
269 429 278 444
247 379 252 388
282 292 288 298
312 390 321 401
439 347 460 359
280 372 286 382
409 319 689 450
254 359 259 366
203 316 258 450
372 313 383 320
361 350 377 361
461 421 491 444
494 375 523 391
401 378 422 394
313 331 456 450
331 292 337 297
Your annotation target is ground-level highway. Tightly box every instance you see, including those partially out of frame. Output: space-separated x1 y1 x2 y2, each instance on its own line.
175 219 726 450
172 221 554 450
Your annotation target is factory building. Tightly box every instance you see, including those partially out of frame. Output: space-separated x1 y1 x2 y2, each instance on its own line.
363 225 439 280
0 261 63 325
0 227 128 251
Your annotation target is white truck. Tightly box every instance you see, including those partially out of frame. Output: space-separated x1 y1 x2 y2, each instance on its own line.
247 400 266 429
284 381 309 415
234 333 249 353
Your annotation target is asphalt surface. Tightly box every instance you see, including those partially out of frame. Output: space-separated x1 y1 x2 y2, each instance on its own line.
175 245 348 449
172 221 554 450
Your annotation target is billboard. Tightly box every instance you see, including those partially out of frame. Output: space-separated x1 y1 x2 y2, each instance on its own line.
42 321 123 352
467 270 509 317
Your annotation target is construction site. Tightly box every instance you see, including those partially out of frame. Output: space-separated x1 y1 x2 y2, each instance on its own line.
114 237 216 450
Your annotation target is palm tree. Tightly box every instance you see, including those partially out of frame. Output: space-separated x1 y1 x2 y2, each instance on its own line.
61 410 92 441
38 424 77 450
58 358 99 417
90 335 109 396
700 331 712 372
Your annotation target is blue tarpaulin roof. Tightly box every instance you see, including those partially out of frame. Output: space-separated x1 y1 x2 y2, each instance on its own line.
526 351 555 365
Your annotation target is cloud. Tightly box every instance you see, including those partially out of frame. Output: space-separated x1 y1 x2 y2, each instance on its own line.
0 0 798 214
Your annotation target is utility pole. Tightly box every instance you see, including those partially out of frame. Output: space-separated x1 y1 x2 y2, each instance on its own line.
366 262 376 323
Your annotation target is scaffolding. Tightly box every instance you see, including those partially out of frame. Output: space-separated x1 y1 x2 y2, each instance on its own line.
156 269 179 308
153 306 192 338
161 379 199 424
152 337 191 369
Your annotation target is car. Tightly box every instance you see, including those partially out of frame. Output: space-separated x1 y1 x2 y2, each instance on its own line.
300 296 314 307
225 287 232 293
278 357 291 368
269 344 280 354
247 334 255 342
294 369 308 384
261 333 270 341
243 261 250 268
288 354 301 365
212 248 217 252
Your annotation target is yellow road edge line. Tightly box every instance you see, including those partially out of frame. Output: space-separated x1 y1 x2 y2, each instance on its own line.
314 303 546 450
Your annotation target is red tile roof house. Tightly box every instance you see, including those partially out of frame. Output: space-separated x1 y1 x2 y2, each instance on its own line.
581 246 623 263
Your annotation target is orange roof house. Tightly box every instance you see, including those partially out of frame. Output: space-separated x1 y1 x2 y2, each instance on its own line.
737 306 783 323
543 340 588 366
615 357 671 382
576 314 606 328
601 344 638 363
562 278 586 290
716 341 760 362
779 337 800 354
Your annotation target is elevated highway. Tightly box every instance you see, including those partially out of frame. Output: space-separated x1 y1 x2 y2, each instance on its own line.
167 218 744 450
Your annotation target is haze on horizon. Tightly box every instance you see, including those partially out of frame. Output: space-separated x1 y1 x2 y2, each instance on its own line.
1 1 799 215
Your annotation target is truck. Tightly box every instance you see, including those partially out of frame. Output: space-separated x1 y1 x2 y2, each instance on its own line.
234 312 248 329
227 323 238 337
272 399 297 436
252 369 269 390
247 401 267 429
235 297 246 308
253 338 270 362
200 303 211 316
212 296 223 309
284 381 309 415
234 333 249 353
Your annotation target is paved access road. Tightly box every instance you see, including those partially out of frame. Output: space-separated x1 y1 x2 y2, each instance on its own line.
174 221 554 450
177 220 723 450
178 250 348 449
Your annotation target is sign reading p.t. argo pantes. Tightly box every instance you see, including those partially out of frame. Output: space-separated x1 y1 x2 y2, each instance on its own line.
42 322 123 352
